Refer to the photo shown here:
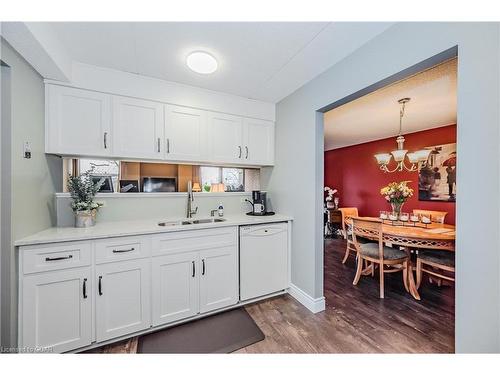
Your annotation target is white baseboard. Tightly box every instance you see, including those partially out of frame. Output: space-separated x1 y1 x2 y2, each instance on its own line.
288 283 326 313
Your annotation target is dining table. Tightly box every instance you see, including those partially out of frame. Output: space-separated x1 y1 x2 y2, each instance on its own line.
346 217 455 300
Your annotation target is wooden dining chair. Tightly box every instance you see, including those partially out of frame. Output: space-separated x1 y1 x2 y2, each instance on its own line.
416 250 455 289
352 217 410 298
338 207 363 264
412 209 448 224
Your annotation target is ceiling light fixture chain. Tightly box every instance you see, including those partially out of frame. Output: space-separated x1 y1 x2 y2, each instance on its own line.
374 97 431 173
398 97 409 136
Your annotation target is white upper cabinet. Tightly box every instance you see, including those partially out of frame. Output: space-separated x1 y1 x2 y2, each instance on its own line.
165 105 208 162
112 96 164 160
45 85 275 166
208 112 245 164
208 113 275 166
243 118 275 165
46 85 111 156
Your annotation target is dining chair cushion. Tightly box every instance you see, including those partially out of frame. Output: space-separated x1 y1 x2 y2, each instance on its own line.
351 235 371 244
359 242 408 260
418 250 455 267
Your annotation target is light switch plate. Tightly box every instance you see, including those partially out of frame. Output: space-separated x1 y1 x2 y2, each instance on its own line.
23 141 32 159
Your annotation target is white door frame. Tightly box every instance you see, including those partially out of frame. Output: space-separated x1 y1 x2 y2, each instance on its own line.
1 62 13 348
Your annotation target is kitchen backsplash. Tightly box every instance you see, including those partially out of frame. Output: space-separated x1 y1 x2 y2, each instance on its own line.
55 192 254 227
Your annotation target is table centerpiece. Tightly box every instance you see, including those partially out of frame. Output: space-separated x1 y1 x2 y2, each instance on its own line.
380 181 414 221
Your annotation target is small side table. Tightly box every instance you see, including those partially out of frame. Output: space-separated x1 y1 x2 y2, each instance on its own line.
326 208 342 238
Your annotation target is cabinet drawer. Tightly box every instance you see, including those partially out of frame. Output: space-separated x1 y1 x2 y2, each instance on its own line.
22 241 92 275
152 227 237 256
95 236 151 264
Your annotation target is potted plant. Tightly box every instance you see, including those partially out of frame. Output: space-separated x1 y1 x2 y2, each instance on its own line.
324 186 338 209
67 172 104 228
380 181 414 216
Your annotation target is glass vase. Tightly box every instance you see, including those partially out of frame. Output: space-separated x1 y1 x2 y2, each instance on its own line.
390 202 404 217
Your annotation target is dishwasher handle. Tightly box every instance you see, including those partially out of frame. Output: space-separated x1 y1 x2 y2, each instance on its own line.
240 225 287 237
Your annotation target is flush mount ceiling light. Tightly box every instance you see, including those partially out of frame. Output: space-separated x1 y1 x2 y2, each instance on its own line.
374 98 432 173
186 51 218 74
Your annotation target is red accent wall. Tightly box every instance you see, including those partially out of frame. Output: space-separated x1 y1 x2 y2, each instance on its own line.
324 125 456 224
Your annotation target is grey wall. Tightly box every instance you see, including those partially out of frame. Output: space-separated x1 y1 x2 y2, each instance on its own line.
0 38 62 348
263 23 500 352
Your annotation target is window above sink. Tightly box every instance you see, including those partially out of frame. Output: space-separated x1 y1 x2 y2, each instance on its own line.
62 158 260 194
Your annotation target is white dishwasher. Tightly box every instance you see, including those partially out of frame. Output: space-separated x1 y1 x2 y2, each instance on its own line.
239 222 288 301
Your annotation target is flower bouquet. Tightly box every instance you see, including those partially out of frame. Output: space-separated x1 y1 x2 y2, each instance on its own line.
380 181 413 217
324 186 338 209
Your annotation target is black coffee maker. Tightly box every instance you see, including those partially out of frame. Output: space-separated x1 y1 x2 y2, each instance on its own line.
245 190 267 216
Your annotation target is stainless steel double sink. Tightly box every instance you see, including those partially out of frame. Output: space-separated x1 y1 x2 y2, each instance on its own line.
158 218 226 227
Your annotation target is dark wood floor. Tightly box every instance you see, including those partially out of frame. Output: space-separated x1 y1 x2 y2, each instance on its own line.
92 238 455 353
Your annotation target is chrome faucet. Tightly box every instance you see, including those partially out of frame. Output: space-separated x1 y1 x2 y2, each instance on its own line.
186 180 198 218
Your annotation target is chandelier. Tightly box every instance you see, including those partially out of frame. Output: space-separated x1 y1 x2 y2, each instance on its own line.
374 98 431 173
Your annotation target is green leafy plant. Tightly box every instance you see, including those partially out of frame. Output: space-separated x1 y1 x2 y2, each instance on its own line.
203 183 211 192
67 172 104 212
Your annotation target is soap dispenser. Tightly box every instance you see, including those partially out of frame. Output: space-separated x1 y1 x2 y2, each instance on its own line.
218 203 224 217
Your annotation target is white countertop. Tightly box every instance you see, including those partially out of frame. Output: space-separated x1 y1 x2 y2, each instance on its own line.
15 214 293 247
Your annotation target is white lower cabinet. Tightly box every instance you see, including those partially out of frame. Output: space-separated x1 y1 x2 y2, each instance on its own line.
199 246 238 313
22 267 92 353
151 227 239 325
18 224 286 352
95 258 151 342
152 252 199 326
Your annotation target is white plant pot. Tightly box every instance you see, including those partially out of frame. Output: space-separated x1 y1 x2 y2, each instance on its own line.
75 210 96 228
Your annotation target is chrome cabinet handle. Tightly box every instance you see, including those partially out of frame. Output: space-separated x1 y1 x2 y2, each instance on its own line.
83 278 88 299
202 259 206 275
104 132 108 149
238 146 242 158
112 247 135 253
167 138 170 154
245 146 249 159
45 255 73 262
98 276 103 296
157 138 161 153
192 261 195 277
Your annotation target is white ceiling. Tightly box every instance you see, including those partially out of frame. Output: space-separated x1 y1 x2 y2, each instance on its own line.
47 22 393 103
324 58 457 150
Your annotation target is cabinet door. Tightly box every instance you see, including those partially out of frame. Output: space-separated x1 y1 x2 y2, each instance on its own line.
165 105 208 162
95 259 151 342
243 118 275 165
46 85 111 156
22 268 92 353
208 112 244 163
199 246 238 313
112 96 164 159
152 252 199 326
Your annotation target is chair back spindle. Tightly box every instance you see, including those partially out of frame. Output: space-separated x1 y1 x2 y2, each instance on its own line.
352 217 384 260
338 207 359 239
